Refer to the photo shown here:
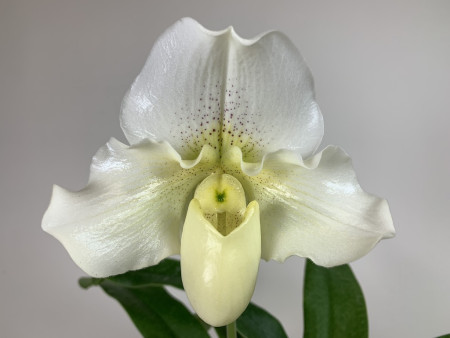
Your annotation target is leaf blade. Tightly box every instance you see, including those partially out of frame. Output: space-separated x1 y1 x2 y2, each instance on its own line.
80 258 287 337
236 302 288 338
79 258 183 290
100 281 209 338
303 259 368 338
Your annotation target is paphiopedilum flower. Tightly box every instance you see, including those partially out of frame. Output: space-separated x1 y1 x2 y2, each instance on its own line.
42 18 395 327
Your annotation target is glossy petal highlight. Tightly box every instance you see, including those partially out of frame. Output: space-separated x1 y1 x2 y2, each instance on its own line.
223 146 395 267
42 139 217 277
42 17 395 327
121 17 323 160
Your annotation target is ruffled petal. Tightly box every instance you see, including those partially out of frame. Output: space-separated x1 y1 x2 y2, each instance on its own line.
42 138 218 277
223 146 395 267
121 17 323 161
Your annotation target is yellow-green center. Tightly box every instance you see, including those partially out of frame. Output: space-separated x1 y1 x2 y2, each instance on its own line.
216 191 226 203
194 173 246 235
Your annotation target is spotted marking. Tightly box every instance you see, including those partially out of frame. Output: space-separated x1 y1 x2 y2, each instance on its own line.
170 79 276 162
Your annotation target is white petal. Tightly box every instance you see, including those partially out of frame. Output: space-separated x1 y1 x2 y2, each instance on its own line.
223 146 395 267
121 17 323 160
42 138 218 277
180 200 261 327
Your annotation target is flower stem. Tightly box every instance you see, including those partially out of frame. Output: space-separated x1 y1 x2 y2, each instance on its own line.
226 321 237 338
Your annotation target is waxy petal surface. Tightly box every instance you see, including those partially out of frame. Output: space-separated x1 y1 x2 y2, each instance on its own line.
42 139 217 277
121 17 323 161
180 200 261 326
223 146 395 267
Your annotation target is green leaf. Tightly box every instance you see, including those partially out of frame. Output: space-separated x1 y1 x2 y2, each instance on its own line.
78 276 103 289
79 258 183 290
215 302 288 338
79 259 207 337
80 258 287 337
436 335 450 338
303 259 368 338
100 281 209 338
237 302 288 338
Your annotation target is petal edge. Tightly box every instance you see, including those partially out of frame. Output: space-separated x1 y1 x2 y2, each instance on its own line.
42 139 217 277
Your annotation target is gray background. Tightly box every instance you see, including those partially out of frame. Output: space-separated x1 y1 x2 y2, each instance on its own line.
1 1 449 337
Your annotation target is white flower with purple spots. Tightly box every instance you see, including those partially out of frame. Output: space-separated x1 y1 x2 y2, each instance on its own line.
42 18 395 327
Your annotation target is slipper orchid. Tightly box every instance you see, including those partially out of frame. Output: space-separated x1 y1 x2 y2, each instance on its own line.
42 18 395 327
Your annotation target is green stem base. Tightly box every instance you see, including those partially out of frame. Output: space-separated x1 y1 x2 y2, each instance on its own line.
226 321 237 338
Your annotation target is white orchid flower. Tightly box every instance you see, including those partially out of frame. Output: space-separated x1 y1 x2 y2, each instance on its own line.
42 18 395 327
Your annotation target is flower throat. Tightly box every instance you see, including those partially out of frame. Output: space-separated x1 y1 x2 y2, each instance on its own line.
193 173 246 236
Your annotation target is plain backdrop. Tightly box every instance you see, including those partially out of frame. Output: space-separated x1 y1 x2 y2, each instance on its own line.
1 1 449 337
